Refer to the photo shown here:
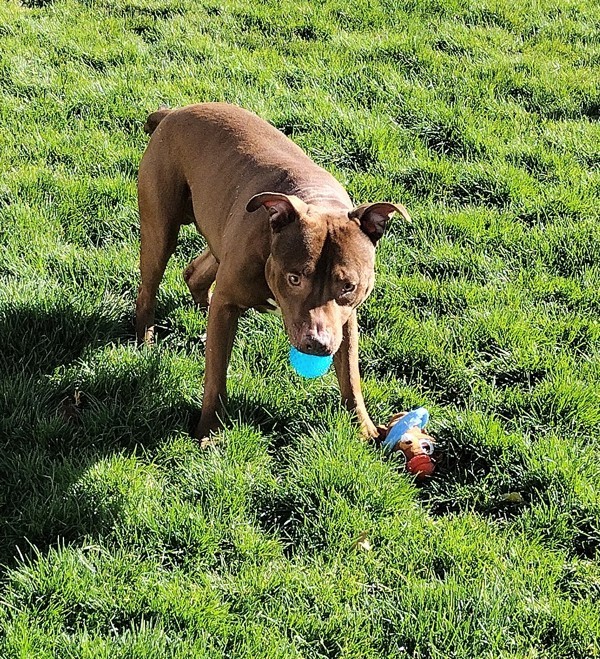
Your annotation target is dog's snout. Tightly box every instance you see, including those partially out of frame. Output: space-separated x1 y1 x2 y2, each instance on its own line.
300 329 333 356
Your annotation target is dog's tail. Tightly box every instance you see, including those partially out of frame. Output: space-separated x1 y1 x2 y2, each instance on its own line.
144 105 171 135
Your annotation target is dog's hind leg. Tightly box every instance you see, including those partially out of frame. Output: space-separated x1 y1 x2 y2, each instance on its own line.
184 248 218 308
135 178 184 344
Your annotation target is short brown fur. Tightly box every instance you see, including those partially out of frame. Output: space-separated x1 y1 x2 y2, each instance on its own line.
136 103 409 440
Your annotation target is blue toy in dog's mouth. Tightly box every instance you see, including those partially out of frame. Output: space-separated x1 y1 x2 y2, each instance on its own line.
289 346 333 378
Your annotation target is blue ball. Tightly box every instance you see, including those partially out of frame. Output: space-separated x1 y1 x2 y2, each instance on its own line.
289 346 333 378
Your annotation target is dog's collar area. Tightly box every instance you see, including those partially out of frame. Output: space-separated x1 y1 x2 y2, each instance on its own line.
265 297 282 316
254 297 282 316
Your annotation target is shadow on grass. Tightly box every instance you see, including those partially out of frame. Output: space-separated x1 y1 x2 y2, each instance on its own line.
419 436 599 561
365 351 471 408
20 0 55 6
0 371 195 572
226 390 327 457
0 299 138 571
417 417 543 520
0 297 133 375
0 294 315 573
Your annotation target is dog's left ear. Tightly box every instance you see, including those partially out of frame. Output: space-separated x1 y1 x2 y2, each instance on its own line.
349 203 411 245
246 192 308 233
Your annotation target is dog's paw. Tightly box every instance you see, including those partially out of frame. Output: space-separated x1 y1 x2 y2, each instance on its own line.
199 436 220 449
359 421 380 443
135 325 155 346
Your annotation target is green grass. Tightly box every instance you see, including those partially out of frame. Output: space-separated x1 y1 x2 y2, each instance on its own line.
1 0 600 656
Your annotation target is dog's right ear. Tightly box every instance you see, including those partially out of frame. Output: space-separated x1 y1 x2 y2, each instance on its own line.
246 192 308 233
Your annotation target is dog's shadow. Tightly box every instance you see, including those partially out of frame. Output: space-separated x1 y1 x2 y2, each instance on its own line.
0 295 323 572
0 297 142 570
0 295 133 375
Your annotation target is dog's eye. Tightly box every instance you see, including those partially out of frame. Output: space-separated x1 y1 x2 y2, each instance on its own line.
287 273 301 286
341 282 356 294
421 440 434 455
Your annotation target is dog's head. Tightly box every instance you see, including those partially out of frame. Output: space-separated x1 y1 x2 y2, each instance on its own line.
246 192 410 356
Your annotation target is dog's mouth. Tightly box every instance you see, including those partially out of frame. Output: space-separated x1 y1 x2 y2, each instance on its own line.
294 343 334 357
290 331 340 358
286 324 338 358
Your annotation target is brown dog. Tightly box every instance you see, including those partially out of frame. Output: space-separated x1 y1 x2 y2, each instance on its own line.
136 103 409 440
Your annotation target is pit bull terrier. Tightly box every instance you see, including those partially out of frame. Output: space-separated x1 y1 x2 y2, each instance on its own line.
135 103 409 440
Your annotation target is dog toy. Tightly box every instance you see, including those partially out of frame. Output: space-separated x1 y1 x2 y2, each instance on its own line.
379 407 436 479
289 346 333 378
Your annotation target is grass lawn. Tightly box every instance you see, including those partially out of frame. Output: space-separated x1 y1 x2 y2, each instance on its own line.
1 0 600 656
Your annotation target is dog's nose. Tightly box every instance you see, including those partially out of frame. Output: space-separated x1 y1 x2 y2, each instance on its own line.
300 330 333 356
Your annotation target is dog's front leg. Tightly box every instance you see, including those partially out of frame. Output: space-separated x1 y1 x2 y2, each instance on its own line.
333 310 378 440
194 291 241 440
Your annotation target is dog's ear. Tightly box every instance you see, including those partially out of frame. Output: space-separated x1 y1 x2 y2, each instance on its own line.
349 202 410 245
246 193 308 233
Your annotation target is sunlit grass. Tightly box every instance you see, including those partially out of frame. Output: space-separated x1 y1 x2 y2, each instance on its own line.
1 0 599 656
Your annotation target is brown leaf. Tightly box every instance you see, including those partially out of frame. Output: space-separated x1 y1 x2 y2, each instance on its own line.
58 390 85 424
354 532 373 552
